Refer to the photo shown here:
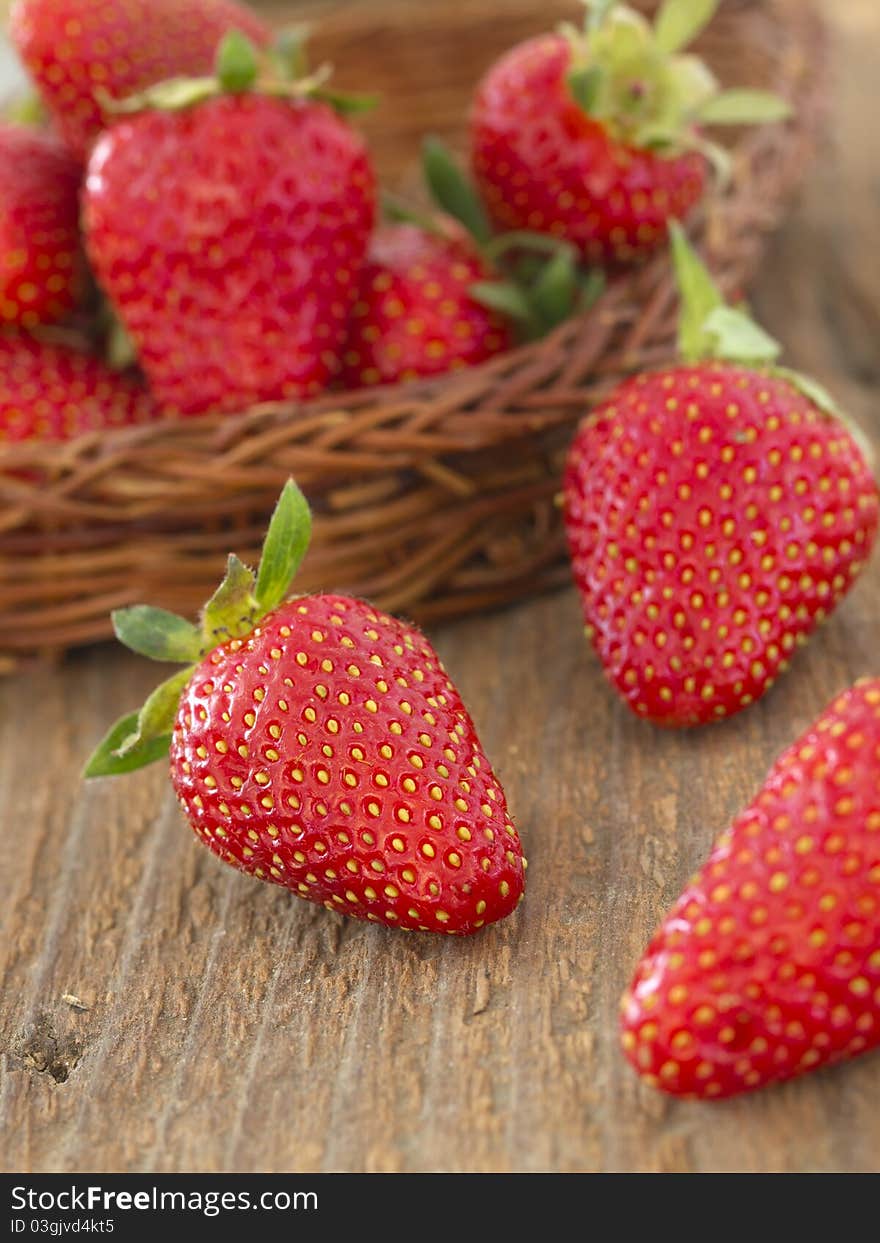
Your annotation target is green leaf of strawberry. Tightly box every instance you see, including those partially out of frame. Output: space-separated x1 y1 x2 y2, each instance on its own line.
696 88 793 126
112 606 203 664
670 221 724 362
469 280 536 325
422 137 493 247
115 666 196 759
654 0 719 55
83 711 175 779
215 28 259 94
254 479 313 614
530 250 580 331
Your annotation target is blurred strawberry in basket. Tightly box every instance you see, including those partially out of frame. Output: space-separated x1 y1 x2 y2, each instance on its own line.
0 123 83 329
0 334 159 442
10 0 271 161
342 222 513 390
343 139 608 390
82 32 375 417
470 0 791 263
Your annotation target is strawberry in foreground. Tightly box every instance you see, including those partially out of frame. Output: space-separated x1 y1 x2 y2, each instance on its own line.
10 0 270 161
82 33 375 417
0 124 82 329
622 678 880 1099
0 335 159 442
342 222 513 389
85 482 526 934
563 225 879 726
470 0 790 264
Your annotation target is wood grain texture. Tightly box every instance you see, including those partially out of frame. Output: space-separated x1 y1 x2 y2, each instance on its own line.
2 0 879 1173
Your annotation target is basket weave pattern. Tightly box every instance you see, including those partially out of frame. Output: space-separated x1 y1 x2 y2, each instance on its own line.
0 0 825 670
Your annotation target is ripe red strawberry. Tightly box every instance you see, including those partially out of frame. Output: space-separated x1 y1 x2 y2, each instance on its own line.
0 334 159 442
563 226 879 726
342 223 513 389
82 34 375 416
85 482 526 934
10 0 270 161
0 124 82 328
621 678 880 1099
470 1 790 263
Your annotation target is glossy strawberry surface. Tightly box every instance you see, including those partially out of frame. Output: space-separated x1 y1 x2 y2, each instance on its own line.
83 94 375 416
0 334 159 441
170 595 526 933
0 124 82 328
10 0 270 161
470 35 706 264
563 363 879 726
342 224 512 389
621 678 880 1099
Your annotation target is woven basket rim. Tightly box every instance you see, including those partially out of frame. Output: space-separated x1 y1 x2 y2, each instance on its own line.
0 0 828 669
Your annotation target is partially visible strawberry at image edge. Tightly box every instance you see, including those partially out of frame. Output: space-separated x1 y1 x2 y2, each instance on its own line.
563 225 879 727
0 334 159 442
85 481 526 935
621 678 880 1099
0 123 83 328
10 0 271 161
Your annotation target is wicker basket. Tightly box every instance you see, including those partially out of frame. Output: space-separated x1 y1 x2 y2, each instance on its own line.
0 0 825 671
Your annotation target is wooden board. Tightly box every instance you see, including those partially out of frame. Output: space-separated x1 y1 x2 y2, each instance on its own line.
2 0 880 1173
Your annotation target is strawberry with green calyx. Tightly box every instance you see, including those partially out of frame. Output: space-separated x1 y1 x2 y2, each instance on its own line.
622 678 880 1099
82 33 376 416
10 0 272 162
471 0 791 264
85 482 526 935
563 226 879 727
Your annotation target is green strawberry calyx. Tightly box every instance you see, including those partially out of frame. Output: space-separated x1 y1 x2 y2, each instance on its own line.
100 31 376 120
563 0 791 172
83 480 313 779
406 137 605 340
670 223 874 465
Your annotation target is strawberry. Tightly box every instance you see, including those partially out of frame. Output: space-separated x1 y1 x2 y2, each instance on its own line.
563 226 879 726
10 0 271 161
0 334 159 442
339 139 608 392
81 34 375 417
0 123 82 328
470 0 790 263
341 222 513 389
85 482 526 935
621 678 880 1099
